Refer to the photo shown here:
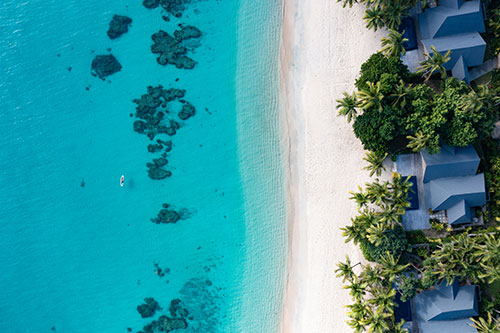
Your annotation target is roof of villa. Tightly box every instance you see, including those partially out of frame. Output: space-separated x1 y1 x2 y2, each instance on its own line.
417 0 486 82
414 279 478 333
421 145 480 182
421 145 486 224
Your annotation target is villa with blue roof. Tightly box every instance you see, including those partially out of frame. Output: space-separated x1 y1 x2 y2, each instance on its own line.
417 0 486 83
396 145 486 230
397 279 479 332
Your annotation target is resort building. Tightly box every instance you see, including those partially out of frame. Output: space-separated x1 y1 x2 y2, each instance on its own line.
396 279 479 332
396 145 486 230
400 0 486 83
416 0 487 83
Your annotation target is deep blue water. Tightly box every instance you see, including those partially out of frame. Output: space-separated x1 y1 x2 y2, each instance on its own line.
0 0 285 332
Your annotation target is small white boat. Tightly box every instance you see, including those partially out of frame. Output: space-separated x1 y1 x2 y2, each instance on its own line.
120 175 124 187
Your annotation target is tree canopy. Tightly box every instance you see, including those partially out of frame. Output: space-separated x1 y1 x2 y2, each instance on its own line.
338 53 500 154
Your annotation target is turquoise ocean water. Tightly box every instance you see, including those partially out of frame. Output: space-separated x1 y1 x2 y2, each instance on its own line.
0 0 286 332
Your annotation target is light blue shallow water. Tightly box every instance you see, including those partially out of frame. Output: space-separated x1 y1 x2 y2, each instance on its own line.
0 0 285 332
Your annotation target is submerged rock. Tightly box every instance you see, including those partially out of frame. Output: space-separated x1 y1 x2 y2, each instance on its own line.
147 164 172 180
142 0 190 19
150 26 201 69
178 103 195 120
169 299 189 318
151 207 180 224
142 315 187 333
137 298 161 318
107 15 132 39
90 54 121 80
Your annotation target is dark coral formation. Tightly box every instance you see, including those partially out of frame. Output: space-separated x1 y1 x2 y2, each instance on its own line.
150 25 201 69
142 0 191 18
140 315 187 333
138 299 190 333
151 203 182 224
153 263 170 277
131 85 196 179
137 298 161 318
169 299 189 318
91 54 122 80
107 15 132 39
178 103 195 120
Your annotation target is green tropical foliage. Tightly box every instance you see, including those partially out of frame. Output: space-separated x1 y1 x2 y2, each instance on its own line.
469 312 500 332
343 174 411 263
380 29 408 58
417 46 451 81
339 53 500 155
336 91 359 122
338 256 410 333
362 151 388 177
337 0 359 8
355 0 417 32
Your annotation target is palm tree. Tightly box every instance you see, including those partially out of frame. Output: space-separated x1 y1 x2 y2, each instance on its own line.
417 46 451 81
346 300 370 320
358 81 384 111
369 286 396 315
390 80 411 108
365 180 390 206
337 0 358 8
379 252 409 282
406 130 431 152
360 265 383 286
364 8 385 32
469 312 500 332
362 308 391 333
380 29 408 57
479 263 500 284
349 187 370 207
336 91 358 122
336 255 361 283
367 222 388 246
347 313 366 333
344 276 368 301
380 207 401 229
341 224 365 244
460 90 484 115
391 319 408 333
382 0 411 30
363 151 388 177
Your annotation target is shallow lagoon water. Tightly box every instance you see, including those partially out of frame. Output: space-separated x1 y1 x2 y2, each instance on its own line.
0 0 285 332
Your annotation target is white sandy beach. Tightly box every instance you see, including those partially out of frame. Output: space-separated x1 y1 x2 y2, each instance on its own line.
280 0 387 332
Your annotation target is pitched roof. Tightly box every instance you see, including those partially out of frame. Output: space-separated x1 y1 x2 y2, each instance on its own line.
424 173 486 213
417 0 486 82
419 0 485 40
415 283 478 322
421 145 480 182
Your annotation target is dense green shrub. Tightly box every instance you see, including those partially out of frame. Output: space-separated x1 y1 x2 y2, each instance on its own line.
340 53 500 154
355 53 410 90
405 230 427 245
360 227 410 263
485 155 500 220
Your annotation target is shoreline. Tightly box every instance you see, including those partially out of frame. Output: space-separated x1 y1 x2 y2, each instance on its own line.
279 0 387 331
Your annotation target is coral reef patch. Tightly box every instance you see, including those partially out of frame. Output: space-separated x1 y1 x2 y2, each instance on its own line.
131 85 196 179
142 0 192 19
90 54 122 80
150 25 201 69
137 298 162 318
107 15 132 39
151 203 190 224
